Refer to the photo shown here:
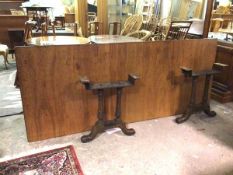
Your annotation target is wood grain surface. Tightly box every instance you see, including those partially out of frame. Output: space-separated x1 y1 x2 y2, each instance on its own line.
16 39 217 141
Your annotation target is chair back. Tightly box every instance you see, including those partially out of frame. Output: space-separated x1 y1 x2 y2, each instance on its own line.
65 13 75 24
88 21 102 36
165 21 192 40
121 14 143 35
109 22 121 35
88 12 97 22
144 15 159 34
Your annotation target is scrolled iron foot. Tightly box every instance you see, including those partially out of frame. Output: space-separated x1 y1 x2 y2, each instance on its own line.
81 121 104 143
204 109 216 117
175 113 191 124
119 122 135 136
81 135 95 143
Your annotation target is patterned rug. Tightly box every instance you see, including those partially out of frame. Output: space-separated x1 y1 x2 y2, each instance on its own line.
0 145 83 175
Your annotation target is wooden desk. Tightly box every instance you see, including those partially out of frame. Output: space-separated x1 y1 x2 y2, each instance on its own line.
16 39 217 142
89 35 142 44
26 36 90 46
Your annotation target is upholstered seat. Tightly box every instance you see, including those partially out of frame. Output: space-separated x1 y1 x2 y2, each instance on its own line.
0 44 9 69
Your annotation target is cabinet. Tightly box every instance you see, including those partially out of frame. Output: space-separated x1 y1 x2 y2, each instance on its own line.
0 1 28 46
211 41 233 103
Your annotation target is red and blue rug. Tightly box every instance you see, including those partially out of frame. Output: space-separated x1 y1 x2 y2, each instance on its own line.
0 145 83 175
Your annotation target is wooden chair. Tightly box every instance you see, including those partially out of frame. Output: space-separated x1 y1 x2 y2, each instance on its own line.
88 21 102 36
65 13 75 27
109 22 121 35
88 12 97 22
126 30 152 41
41 22 55 36
120 14 143 36
165 21 193 40
24 20 36 41
143 14 159 34
0 44 9 69
54 16 65 28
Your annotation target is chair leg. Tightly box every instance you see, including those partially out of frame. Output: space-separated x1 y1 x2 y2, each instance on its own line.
4 54 8 69
6 51 9 64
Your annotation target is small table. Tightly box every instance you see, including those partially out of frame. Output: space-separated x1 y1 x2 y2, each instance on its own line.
26 36 90 46
21 6 52 31
88 35 143 44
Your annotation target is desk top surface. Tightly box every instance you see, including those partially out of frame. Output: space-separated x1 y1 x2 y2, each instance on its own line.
26 36 90 46
89 35 143 44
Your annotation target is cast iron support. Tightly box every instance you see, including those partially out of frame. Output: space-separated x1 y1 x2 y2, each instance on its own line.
175 63 225 124
80 74 139 143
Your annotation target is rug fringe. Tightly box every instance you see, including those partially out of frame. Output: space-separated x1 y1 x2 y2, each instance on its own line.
0 143 74 162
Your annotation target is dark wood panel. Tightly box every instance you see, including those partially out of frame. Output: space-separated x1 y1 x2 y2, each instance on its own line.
0 15 28 46
16 39 217 141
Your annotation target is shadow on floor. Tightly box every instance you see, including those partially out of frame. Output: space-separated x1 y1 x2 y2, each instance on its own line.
197 163 233 175
174 101 233 150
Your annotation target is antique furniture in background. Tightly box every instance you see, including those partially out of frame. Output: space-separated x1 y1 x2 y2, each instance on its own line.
65 13 75 26
120 14 143 35
24 20 36 41
88 21 102 36
0 44 9 69
211 41 233 103
41 22 55 36
54 16 65 28
80 74 138 143
165 21 193 40
16 39 217 141
8 28 25 56
21 6 52 26
87 12 96 22
0 15 28 47
126 30 152 41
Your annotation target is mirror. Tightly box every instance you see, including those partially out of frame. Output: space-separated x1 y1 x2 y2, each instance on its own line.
87 0 97 22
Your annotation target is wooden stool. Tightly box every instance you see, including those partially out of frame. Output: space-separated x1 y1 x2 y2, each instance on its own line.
175 63 226 124
80 74 139 143
0 44 9 69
